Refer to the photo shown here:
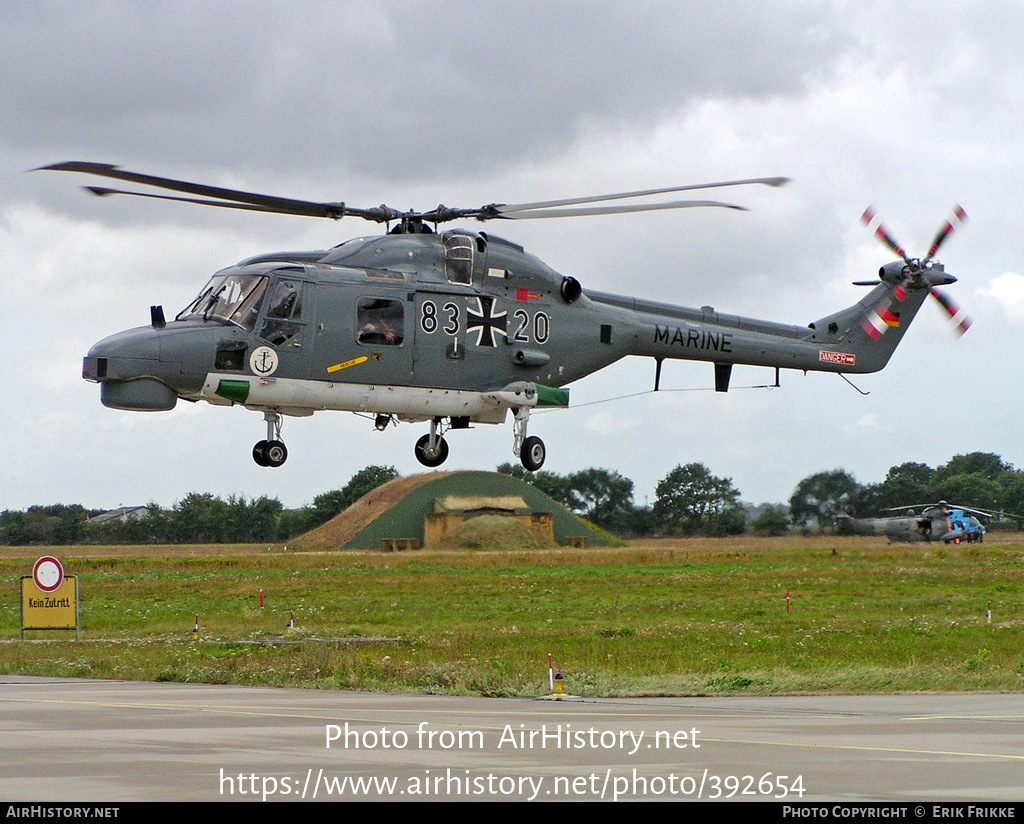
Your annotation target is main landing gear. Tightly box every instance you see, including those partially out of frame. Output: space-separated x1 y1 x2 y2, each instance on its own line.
253 411 288 468
251 409 546 472
414 417 450 468
412 409 546 472
513 407 546 472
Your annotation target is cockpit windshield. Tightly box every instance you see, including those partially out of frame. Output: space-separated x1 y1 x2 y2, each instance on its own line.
177 273 268 331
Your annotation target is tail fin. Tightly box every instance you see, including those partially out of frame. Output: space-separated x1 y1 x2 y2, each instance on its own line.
811 280 930 373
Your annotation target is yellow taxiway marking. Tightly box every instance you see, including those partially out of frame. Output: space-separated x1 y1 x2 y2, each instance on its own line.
0 695 782 721
695 736 1024 760
904 714 1024 721
327 356 368 373
3 695 1022 760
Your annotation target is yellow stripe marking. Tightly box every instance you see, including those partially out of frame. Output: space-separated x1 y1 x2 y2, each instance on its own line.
327 356 368 373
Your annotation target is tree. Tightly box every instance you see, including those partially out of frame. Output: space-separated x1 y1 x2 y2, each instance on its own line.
0 505 88 545
306 465 399 529
225 495 283 542
565 468 634 531
0 510 31 545
653 463 744 536
997 472 1024 524
877 462 935 511
496 463 581 511
172 493 229 543
498 463 654 535
849 482 884 518
934 452 1011 483
788 469 861 531
928 473 1002 511
750 506 790 536
339 465 400 506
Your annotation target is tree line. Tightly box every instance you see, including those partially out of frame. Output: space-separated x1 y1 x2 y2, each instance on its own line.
788 452 1024 531
496 462 745 537
2 451 1021 545
0 466 398 546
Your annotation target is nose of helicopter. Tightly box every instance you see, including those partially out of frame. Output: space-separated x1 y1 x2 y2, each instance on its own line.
83 325 180 411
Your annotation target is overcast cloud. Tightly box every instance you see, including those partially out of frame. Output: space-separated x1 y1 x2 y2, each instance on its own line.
3 1 1023 512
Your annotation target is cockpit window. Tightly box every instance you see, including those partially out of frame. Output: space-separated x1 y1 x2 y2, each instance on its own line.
267 280 302 320
178 274 267 332
260 279 306 345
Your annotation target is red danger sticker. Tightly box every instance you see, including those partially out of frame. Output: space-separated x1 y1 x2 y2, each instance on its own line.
819 350 856 366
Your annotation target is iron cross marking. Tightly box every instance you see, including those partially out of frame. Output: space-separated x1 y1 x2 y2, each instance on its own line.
466 296 507 347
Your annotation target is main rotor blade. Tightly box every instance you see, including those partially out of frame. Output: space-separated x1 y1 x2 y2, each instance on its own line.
494 176 789 215
82 186 333 217
40 161 786 227
494 199 748 220
36 161 393 222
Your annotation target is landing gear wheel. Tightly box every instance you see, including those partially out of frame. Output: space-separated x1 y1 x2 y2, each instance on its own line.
252 440 269 467
520 435 546 471
414 433 449 467
262 439 288 468
255 412 287 468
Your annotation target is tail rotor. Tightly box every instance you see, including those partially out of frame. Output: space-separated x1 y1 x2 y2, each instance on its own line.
857 205 970 338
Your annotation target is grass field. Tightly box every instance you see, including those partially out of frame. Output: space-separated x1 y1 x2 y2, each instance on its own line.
2 534 1022 696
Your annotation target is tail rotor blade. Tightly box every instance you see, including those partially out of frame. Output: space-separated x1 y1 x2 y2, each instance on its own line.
861 206 908 262
925 204 968 262
930 288 972 337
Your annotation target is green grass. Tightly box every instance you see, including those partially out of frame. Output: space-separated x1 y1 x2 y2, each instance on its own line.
2 535 1023 696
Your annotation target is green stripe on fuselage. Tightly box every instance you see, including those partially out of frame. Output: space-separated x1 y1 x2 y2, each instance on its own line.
536 384 569 407
216 379 251 403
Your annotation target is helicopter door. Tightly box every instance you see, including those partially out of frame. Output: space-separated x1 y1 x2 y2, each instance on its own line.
254 276 314 377
414 291 470 388
311 284 412 387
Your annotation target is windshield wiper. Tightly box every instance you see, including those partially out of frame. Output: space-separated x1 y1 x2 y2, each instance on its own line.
202 284 227 320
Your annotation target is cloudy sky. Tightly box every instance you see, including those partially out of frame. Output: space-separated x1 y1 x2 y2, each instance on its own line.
4 1 1024 513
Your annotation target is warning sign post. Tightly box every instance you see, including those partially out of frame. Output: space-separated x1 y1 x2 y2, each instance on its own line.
21 557 80 639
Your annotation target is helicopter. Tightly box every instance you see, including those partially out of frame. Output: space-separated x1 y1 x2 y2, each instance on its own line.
42 162 969 471
837 502 988 544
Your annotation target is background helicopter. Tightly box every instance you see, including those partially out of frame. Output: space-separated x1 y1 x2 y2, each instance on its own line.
837 501 990 544
44 162 968 471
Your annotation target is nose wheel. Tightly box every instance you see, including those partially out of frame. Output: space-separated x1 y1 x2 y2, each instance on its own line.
253 412 288 468
253 439 288 468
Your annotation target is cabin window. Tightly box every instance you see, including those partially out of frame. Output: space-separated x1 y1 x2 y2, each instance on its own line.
443 231 474 285
357 297 404 346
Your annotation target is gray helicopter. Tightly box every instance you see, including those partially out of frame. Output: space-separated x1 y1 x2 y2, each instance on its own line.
838 502 988 544
42 162 968 470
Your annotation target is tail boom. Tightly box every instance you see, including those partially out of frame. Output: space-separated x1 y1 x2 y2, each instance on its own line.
589 278 931 378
